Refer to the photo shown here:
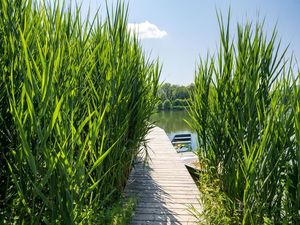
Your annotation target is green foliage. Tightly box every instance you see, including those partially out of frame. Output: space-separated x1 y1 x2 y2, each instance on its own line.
0 0 160 224
173 99 182 106
160 83 173 100
189 11 300 225
158 83 193 110
156 100 163 110
182 99 190 106
190 167 239 225
163 99 172 110
173 86 190 99
159 83 193 101
172 99 188 110
98 197 136 225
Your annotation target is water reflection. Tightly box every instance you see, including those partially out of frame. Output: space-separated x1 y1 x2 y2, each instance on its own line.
152 110 198 150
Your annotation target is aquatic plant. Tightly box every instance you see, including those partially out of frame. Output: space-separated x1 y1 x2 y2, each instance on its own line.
0 0 160 223
189 11 300 224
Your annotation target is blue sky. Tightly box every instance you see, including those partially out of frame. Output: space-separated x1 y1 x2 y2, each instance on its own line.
72 0 300 85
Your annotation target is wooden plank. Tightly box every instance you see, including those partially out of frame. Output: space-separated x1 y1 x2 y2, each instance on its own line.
131 221 197 225
132 202 200 210
127 182 197 188
132 214 194 222
125 190 200 195
134 207 199 214
126 190 200 199
135 198 199 204
124 126 202 224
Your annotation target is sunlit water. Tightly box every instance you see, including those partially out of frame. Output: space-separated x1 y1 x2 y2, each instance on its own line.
151 110 198 150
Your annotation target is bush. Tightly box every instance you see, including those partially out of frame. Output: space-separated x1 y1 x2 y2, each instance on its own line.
180 99 190 107
172 99 185 110
172 99 190 110
173 99 182 106
163 99 172 110
157 100 163 110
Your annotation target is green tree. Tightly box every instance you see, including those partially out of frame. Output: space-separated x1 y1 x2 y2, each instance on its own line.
173 99 182 106
157 100 163 110
173 86 189 99
160 83 173 100
163 99 172 110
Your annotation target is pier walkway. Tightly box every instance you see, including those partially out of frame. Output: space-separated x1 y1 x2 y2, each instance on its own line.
125 127 202 225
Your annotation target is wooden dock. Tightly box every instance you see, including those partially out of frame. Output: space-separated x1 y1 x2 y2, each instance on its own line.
125 127 202 225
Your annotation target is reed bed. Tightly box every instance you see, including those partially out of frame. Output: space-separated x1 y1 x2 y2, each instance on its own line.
189 12 299 224
0 0 160 224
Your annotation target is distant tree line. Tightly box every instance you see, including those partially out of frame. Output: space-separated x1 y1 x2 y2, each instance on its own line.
157 83 194 110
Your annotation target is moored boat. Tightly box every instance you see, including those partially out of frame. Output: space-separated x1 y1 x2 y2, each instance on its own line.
171 133 192 153
171 133 192 144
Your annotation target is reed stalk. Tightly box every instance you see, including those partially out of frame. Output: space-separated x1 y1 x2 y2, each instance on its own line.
0 0 160 224
189 12 300 225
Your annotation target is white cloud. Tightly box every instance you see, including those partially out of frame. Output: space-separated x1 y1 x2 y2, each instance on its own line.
128 21 167 39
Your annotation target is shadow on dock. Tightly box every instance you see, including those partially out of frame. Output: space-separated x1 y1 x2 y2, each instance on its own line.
125 160 184 225
124 126 201 225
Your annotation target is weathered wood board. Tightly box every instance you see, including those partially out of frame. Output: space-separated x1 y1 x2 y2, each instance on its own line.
125 127 202 225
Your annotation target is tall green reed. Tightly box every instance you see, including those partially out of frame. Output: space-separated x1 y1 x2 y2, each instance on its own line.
0 0 160 224
189 12 299 224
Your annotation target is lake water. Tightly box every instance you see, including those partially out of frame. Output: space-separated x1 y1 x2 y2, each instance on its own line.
151 110 198 150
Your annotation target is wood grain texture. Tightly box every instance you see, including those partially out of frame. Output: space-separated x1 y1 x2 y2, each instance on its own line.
124 127 202 225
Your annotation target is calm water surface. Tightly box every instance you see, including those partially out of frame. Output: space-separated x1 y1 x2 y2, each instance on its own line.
152 110 198 150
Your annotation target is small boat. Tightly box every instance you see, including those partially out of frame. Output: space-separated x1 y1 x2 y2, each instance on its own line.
171 133 192 145
171 133 192 153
